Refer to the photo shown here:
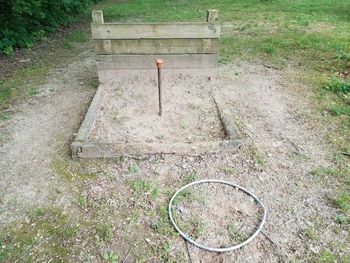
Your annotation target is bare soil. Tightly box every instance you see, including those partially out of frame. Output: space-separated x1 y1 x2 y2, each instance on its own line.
90 70 224 143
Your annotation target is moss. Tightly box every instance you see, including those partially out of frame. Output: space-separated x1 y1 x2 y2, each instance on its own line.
0 207 81 262
51 159 98 182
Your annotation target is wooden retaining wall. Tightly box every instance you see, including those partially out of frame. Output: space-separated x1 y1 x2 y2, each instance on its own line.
91 10 221 72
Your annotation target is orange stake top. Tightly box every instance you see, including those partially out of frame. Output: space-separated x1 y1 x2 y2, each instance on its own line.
156 59 164 69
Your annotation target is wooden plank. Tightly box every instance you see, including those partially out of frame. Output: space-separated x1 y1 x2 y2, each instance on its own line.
207 9 219 22
73 139 242 158
92 10 104 23
71 84 104 157
94 39 219 55
91 23 221 39
213 92 239 140
96 54 218 69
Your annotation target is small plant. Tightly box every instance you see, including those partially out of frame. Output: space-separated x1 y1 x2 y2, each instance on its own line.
26 87 39 96
96 224 113 242
224 167 236 175
127 164 139 175
335 214 349 225
183 171 197 183
3 46 14 57
305 227 318 240
103 251 119 263
77 196 87 207
227 222 247 242
151 188 159 199
315 249 336 263
310 166 337 177
332 192 350 212
328 105 350 116
0 112 10 121
129 179 151 194
324 78 350 94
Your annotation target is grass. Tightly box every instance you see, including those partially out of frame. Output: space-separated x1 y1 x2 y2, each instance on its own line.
0 207 81 262
227 221 248 242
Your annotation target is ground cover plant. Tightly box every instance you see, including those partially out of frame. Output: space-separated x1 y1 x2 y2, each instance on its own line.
0 0 349 262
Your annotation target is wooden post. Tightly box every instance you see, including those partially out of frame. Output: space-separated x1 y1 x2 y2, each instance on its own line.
92 10 104 23
207 9 219 22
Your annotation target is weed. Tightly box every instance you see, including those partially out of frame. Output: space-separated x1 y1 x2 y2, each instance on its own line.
315 249 336 263
310 166 337 177
305 227 318 240
227 222 247 242
77 196 87 207
0 112 10 121
103 251 119 263
324 78 350 94
151 207 176 237
151 188 159 199
224 167 236 175
127 164 139 175
332 192 350 212
183 171 197 183
335 214 349 224
129 179 152 194
328 105 350 116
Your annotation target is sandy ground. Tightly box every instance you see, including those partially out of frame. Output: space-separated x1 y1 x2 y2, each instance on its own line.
90 69 224 143
0 52 348 261
0 49 97 223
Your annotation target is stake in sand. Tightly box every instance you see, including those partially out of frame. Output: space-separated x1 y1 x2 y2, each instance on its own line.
156 59 163 116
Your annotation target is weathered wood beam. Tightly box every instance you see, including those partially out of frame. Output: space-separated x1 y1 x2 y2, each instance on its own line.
96 54 218 69
92 10 104 24
94 39 219 55
91 23 221 39
72 139 242 158
207 9 219 22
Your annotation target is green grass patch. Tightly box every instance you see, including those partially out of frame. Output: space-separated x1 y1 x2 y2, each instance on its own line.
0 66 48 110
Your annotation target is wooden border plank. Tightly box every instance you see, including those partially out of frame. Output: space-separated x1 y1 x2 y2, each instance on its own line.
213 92 239 140
96 54 218 69
94 39 219 55
74 140 242 158
71 84 104 157
91 23 221 39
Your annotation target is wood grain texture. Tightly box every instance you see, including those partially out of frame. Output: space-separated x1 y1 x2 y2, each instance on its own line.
94 39 219 55
73 139 242 158
91 23 221 39
213 92 239 140
96 54 218 69
92 10 104 23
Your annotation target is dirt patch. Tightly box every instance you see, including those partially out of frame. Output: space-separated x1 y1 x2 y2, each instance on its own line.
1 59 347 262
172 182 263 248
0 48 97 224
90 70 224 143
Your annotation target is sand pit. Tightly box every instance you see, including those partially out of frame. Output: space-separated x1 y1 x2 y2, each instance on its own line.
72 69 242 158
90 70 224 143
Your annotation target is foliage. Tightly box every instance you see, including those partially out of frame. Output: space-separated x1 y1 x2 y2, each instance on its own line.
0 0 101 55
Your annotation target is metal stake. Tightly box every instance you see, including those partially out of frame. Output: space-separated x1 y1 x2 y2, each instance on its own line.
156 59 163 116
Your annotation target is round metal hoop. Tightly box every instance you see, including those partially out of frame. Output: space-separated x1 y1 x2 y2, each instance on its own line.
168 179 267 252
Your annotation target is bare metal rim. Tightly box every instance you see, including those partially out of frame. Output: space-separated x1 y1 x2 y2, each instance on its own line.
168 179 267 253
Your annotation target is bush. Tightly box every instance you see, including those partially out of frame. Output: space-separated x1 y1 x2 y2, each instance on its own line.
0 0 101 55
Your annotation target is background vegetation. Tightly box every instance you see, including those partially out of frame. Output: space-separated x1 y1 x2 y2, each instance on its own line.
0 0 102 56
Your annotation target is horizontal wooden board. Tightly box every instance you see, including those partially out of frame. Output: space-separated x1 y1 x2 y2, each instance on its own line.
94 39 219 55
72 139 242 158
96 54 218 69
91 23 221 39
